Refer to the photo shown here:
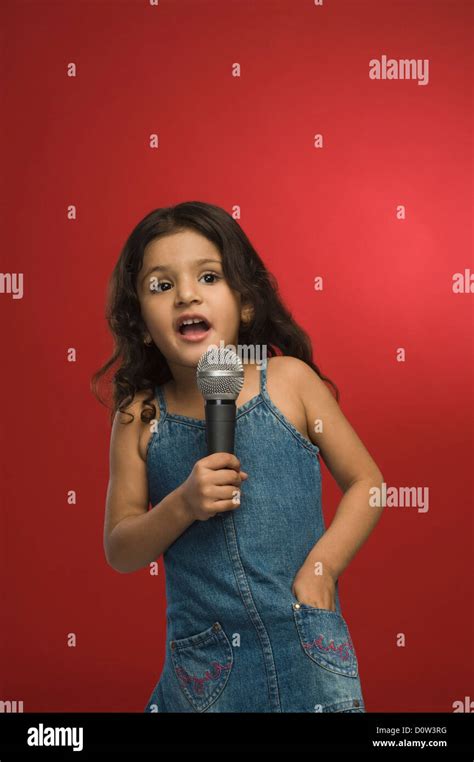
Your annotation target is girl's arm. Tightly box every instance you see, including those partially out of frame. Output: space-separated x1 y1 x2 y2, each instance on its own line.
104 396 194 574
288 358 384 600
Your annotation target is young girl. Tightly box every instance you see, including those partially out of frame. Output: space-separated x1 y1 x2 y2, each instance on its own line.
92 201 384 713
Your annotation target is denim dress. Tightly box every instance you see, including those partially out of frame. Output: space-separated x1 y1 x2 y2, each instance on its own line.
144 362 366 713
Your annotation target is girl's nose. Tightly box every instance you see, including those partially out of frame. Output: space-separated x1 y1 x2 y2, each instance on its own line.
175 282 201 305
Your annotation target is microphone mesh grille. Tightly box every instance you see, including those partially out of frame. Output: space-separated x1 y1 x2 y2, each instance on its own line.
196 347 244 400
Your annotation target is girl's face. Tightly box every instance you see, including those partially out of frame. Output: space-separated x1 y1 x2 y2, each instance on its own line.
137 229 244 371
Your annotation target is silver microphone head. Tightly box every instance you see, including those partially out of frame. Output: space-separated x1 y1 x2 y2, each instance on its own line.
196 347 244 400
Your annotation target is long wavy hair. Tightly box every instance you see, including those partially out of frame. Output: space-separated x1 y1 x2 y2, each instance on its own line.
91 201 339 425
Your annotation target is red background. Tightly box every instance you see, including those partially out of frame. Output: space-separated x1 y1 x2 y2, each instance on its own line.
1 0 472 712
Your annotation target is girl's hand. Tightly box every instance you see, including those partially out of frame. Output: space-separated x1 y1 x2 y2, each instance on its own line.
291 560 337 611
181 452 249 522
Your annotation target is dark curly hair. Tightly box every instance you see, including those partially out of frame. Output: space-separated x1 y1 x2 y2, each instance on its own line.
91 200 339 425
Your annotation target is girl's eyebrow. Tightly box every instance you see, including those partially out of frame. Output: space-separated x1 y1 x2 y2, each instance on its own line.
141 258 222 286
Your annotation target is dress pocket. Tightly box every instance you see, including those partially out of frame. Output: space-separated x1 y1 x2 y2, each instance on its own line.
170 622 233 712
292 603 359 677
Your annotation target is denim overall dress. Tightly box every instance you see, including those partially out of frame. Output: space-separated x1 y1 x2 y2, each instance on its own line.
144 361 366 713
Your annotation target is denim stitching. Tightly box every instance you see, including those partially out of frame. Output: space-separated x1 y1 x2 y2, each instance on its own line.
302 634 355 662
174 660 233 696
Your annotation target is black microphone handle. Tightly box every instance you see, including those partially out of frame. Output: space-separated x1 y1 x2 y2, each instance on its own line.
204 400 236 455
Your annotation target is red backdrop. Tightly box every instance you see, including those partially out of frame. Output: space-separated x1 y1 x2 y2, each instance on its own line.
1 0 472 713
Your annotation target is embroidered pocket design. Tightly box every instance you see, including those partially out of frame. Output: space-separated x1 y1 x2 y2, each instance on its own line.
170 622 233 712
292 603 359 677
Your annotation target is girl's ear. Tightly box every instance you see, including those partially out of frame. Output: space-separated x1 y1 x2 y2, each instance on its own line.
241 304 254 327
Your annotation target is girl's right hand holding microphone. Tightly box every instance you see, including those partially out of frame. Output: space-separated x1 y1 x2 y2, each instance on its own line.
180 452 249 521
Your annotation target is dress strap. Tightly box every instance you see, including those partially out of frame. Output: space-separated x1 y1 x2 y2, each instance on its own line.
155 384 167 417
258 359 268 397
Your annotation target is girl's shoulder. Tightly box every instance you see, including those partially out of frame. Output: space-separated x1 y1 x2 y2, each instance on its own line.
266 354 304 377
265 355 310 398
265 356 312 444
114 389 159 463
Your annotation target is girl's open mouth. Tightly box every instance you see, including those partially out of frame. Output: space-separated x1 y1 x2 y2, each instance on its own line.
176 319 212 343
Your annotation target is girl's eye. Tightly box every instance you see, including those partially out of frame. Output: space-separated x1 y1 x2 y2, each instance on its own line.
149 280 171 293
200 272 221 284
149 272 221 293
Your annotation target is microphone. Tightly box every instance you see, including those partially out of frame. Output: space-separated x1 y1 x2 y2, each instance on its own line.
196 346 244 455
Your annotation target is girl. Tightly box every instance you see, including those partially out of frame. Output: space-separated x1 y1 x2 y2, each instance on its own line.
92 201 384 713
